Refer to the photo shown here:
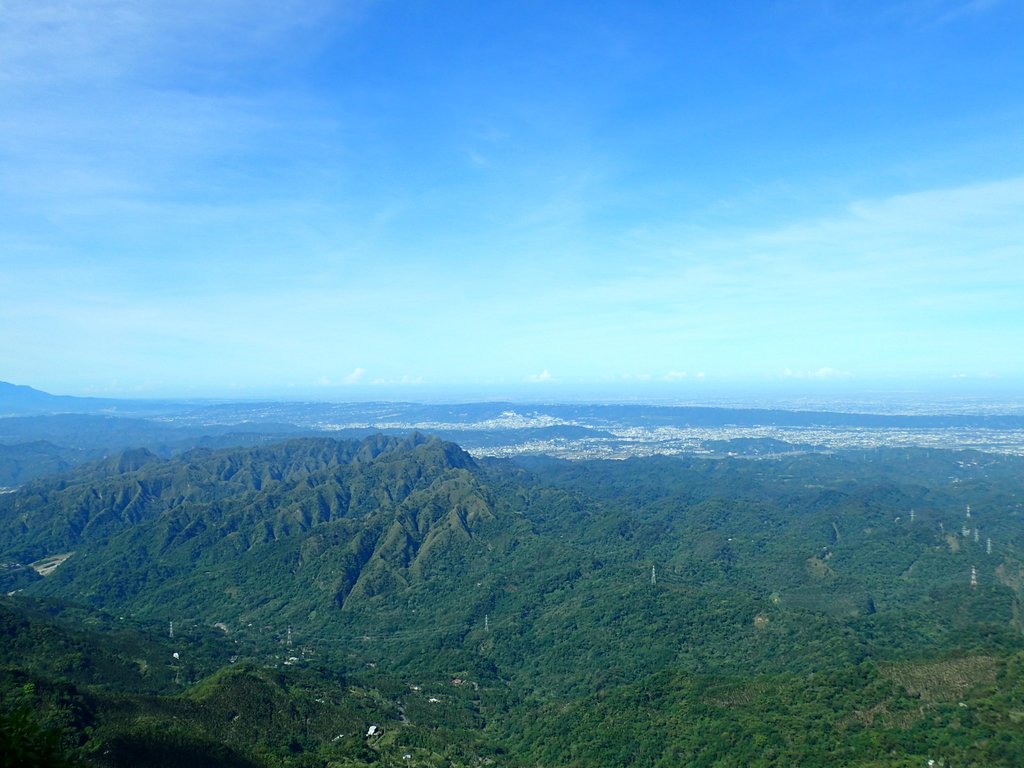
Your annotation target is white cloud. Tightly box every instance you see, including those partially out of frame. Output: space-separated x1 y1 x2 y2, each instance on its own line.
663 371 688 381
369 374 424 386
344 367 366 384
812 367 848 379
782 367 849 379
948 371 999 380
526 369 553 383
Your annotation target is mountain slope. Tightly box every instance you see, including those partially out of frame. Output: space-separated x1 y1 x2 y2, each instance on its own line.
0 434 516 633
3 439 1024 766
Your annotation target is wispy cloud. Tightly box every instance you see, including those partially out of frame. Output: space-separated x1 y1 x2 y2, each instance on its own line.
0 0 366 236
936 0 1005 24
467 149 491 168
2 3 1020 395
561 176 1024 320
4 174 1021 390
0 1 343 83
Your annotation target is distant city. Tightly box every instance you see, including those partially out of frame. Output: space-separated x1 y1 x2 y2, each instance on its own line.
155 399 1024 460
4 381 1024 467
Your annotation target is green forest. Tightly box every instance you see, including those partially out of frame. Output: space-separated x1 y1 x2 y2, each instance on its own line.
2 434 1023 766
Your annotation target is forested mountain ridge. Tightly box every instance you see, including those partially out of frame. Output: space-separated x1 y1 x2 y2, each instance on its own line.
0 434 503 616
0 433 471 557
3 436 1024 765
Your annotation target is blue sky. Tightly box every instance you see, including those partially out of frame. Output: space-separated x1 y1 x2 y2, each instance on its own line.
2 0 1023 400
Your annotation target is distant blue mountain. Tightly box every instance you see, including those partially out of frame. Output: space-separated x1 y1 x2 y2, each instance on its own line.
0 381 119 416
0 381 200 417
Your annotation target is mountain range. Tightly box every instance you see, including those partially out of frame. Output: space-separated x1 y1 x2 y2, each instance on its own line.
2 432 1024 765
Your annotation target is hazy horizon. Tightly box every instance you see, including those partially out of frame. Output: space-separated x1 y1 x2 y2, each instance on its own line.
9 376 1024 417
